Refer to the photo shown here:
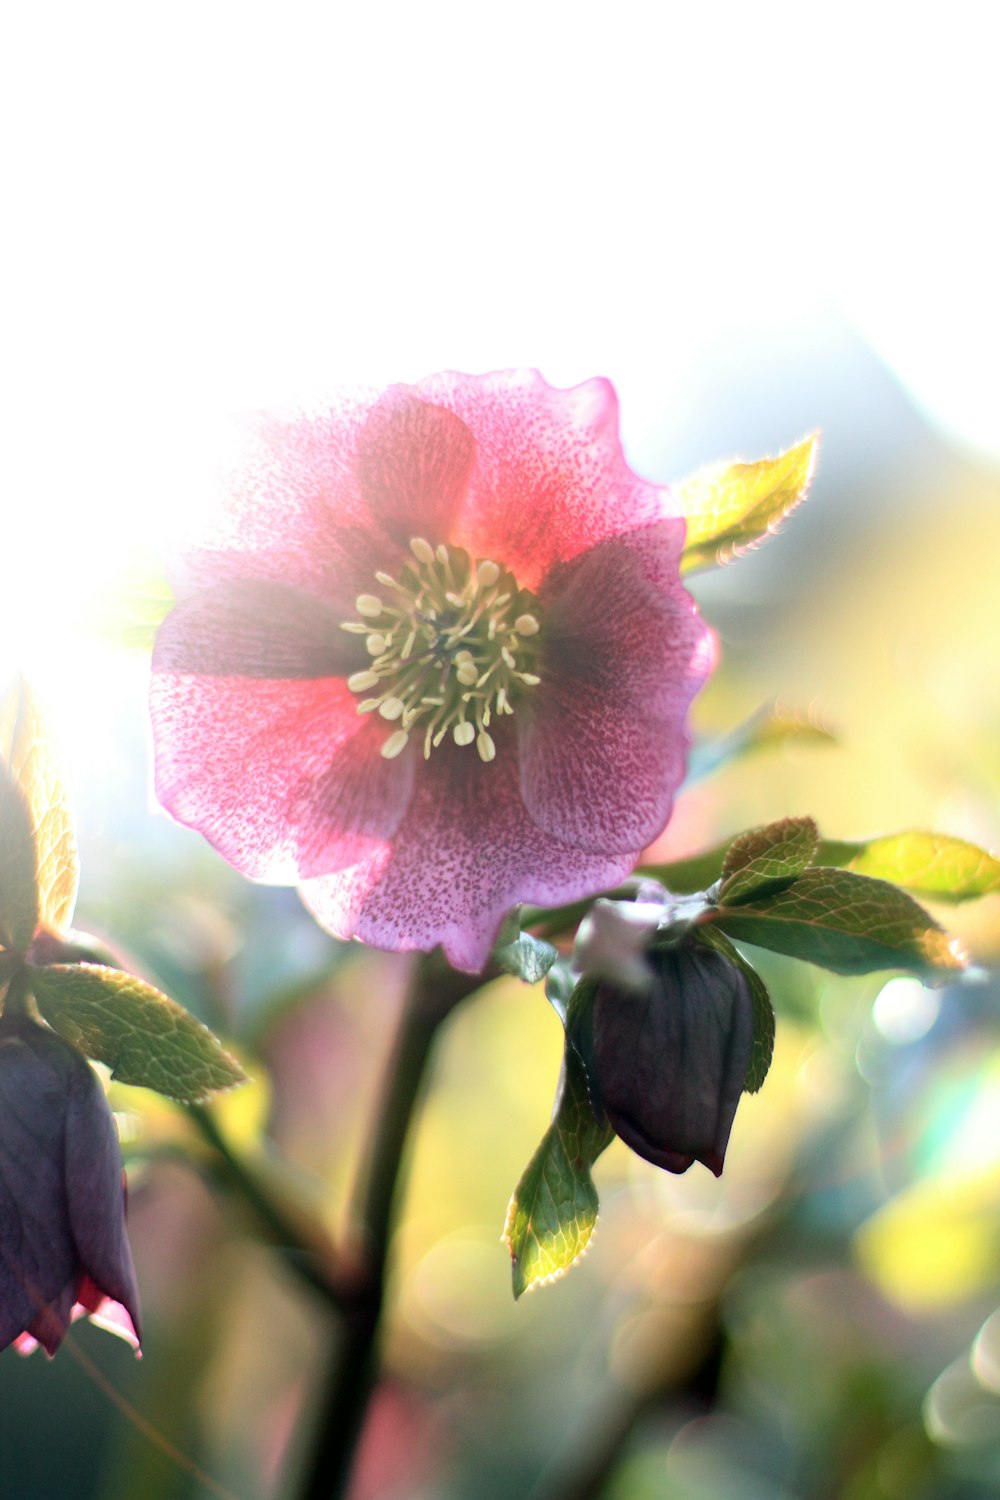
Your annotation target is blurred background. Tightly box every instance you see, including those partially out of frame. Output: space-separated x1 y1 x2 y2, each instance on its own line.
2 2 999 1496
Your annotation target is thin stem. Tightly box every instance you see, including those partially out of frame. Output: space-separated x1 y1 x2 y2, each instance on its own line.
297 951 483 1500
186 1104 351 1311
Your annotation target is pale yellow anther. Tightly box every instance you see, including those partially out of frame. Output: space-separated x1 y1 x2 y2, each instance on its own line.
344 544 542 762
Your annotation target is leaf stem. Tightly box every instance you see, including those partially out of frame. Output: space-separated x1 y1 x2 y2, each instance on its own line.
295 951 485 1500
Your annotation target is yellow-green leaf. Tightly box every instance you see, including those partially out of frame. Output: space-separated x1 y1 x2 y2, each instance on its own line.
30 963 247 1102
503 1044 613 1299
0 678 78 935
0 762 38 952
687 701 836 783
678 434 818 574
83 553 175 652
819 832 1000 905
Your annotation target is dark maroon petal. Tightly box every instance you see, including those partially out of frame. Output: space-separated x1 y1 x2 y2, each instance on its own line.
416 371 668 591
518 521 712 855
355 388 475 549
0 1021 77 1352
64 1056 141 1340
151 674 414 880
152 581 363 680
593 946 753 1176
301 733 637 972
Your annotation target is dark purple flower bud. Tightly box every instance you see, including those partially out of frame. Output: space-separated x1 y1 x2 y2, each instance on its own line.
0 1015 141 1356
591 943 754 1177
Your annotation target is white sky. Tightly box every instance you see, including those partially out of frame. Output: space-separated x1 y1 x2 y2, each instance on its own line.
2 1 997 699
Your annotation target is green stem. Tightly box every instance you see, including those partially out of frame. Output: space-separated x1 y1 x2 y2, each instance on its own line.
186 1104 350 1311
297 951 483 1500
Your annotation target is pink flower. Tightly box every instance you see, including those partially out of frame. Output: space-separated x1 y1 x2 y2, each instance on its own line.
150 371 712 971
0 1016 141 1356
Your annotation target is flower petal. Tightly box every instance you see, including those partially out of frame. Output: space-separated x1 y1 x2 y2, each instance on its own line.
151 670 414 881
518 521 713 854
173 393 402 603
64 1060 142 1340
355 388 475 549
416 370 669 590
153 580 363 679
0 1026 77 1352
301 734 637 972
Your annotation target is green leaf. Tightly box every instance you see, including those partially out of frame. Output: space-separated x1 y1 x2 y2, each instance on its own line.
679 434 818 574
29 963 247 1102
0 762 38 953
0 678 79 935
694 926 775 1092
503 1041 613 1299
493 929 559 985
712 868 965 979
816 832 1000 905
687 702 836 784
719 817 819 904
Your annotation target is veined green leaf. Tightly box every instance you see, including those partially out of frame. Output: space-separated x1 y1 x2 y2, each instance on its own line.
679 434 818 574
30 963 246 1102
719 817 819 904
713 868 965 979
0 678 78 935
503 1041 613 1299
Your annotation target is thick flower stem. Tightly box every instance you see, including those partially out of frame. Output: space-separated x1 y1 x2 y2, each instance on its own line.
297 952 484 1500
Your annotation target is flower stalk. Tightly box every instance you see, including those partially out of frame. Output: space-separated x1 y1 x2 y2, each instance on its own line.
297 951 485 1500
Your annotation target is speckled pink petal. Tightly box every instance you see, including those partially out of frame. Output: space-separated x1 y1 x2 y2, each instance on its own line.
416 370 669 590
172 392 400 603
300 732 637 972
151 668 414 881
355 389 475 550
518 520 713 855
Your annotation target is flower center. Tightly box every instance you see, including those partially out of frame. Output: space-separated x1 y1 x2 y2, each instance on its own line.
341 538 543 762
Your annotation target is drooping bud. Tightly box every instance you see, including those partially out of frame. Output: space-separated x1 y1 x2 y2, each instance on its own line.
0 1015 141 1356
591 942 754 1177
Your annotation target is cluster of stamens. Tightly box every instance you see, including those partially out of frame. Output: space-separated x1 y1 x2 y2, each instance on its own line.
341 538 543 762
